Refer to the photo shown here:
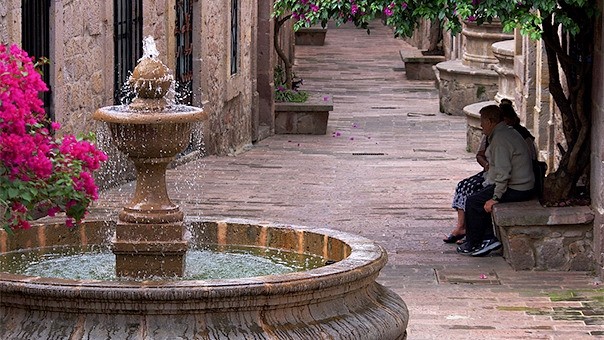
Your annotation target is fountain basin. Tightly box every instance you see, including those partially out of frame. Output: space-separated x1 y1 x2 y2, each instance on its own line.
0 218 409 339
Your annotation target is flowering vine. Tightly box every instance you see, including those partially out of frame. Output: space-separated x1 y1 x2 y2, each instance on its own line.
0 44 108 232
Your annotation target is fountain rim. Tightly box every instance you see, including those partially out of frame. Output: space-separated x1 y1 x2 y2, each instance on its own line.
92 105 207 124
0 218 387 300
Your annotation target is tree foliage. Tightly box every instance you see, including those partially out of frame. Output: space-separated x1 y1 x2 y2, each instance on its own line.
273 0 600 205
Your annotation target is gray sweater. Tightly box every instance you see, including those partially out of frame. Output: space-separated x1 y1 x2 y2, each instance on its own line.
485 122 535 199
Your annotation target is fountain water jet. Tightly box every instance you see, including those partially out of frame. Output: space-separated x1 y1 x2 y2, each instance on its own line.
0 37 409 338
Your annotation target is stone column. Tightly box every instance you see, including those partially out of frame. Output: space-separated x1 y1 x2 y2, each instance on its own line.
515 31 537 131
435 20 513 117
533 39 557 166
491 39 515 103
256 0 274 140
464 38 516 152
591 3 604 278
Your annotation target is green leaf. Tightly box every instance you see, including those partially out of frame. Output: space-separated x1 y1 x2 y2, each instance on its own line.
7 187 19 199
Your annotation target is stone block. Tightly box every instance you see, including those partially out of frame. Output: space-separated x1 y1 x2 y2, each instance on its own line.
435 59 498 116
295 27 327 46
274 94 333 135
400 50 445 80
505 236 535 270
537 238 566 269
493 200 595 271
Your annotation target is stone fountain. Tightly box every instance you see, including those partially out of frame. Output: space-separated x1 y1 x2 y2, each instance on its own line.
93 37 205 278
0 38 409 339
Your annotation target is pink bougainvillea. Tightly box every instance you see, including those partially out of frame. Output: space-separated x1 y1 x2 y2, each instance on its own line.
0 44 107 232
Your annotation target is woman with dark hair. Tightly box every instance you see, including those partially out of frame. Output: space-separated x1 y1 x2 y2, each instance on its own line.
500 99 537 160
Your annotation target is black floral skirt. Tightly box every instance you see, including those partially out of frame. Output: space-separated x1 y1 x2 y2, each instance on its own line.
452 171 485 211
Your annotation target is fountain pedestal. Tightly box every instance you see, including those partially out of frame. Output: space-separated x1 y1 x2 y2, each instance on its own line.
93 54 205 278
113 222 187 277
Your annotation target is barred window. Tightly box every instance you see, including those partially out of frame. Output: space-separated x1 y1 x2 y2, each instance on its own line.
230 0 239 75
114 0 143 104
22 0 52 119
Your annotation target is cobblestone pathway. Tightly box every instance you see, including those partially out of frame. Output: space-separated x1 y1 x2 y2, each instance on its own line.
93 21 604 339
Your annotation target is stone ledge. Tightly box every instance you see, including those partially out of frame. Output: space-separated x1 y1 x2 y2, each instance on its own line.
493 200 594 226
493 200 594 271
399 50 444 80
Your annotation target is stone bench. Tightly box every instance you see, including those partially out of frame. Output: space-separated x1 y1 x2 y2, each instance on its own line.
492 199 594 271
399 50 444 81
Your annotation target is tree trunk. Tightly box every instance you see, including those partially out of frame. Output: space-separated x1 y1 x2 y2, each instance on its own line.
539 12 593 206
274 15 293 89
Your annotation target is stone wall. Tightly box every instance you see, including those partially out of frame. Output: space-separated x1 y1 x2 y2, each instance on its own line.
0 0 20 44
592 0 604 278
199 0 256 155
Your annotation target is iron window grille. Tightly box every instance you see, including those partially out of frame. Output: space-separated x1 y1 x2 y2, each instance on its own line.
22 0 52 120
114 0 143 104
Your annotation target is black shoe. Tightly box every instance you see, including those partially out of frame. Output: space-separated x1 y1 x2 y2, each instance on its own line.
456 242 478 255
443 233 466 244
471 238 502 257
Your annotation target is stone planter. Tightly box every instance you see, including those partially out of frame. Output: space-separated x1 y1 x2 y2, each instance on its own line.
295 26 328 46
461 20 514 69
275 94 333 135
464 100 496 153
399 50 445 81
493 200 595 271
435 60 499 116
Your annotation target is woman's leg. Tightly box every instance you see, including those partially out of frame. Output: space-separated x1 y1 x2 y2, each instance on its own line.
446 172 484 240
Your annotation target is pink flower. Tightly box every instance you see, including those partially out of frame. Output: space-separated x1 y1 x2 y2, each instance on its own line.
47 206 61 217
0 44 107 232
384 8 393 16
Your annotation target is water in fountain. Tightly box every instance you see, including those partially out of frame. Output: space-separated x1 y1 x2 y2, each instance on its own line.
0 244 325 280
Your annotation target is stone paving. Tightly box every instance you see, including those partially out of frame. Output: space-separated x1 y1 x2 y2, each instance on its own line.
93 21 604 339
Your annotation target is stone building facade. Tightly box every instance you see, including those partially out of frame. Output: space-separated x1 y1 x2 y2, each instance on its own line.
0 0 279 188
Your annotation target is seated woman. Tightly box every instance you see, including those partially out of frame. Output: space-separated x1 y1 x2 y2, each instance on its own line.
443 99 536 244
443 135 488 243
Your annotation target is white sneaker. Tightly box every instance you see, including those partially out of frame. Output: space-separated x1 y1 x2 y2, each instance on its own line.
471 238 502 257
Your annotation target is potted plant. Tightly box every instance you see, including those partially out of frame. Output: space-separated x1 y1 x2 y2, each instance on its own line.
273 65 334 134
0 44 107 232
